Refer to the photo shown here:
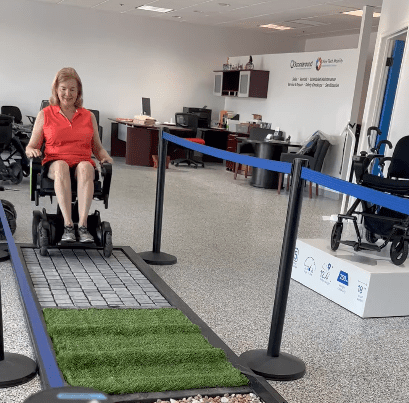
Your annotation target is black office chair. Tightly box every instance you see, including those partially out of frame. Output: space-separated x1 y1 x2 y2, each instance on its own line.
278 134 330 198
171 113 204 168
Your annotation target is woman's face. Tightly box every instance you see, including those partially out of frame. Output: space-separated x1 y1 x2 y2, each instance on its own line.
57 78 78 109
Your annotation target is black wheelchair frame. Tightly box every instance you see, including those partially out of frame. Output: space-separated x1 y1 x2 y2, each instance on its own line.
331 133 409 266
30 158 113 257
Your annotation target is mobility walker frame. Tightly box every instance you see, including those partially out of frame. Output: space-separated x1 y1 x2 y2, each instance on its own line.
30 157 113 257
331 133 409 265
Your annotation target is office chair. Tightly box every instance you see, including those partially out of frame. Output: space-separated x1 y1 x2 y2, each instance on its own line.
171 113 205 168
277 135 330 198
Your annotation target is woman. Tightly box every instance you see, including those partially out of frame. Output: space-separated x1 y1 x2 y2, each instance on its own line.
25 67 113 243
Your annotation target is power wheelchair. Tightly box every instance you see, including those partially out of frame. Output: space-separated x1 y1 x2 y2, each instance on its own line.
331 134 409 265
30 158 113 257
0 114 30 184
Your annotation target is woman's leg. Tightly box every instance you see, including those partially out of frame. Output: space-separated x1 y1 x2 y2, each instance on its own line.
48 160 73 227
75 161 95 228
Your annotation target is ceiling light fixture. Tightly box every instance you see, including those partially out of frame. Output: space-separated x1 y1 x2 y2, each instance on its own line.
136 5 173 13
342 10 381 17
259 24 293 30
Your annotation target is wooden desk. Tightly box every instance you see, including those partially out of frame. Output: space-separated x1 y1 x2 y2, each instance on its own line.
110 119 194 166
197 128 233 163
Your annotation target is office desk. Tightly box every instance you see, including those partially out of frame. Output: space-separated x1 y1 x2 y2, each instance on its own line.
238 139 301 189
110 119 194 166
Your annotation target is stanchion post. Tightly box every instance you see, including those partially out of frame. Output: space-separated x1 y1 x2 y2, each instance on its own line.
0 202 38 387
240 158 308 381
139 128 177 265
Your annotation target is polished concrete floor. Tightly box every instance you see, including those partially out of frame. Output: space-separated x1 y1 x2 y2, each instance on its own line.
1 157 409 402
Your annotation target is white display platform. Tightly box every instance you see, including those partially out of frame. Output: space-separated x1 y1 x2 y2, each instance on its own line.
291 238 409 318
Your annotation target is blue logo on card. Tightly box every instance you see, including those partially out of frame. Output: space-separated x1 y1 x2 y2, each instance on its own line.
337 271 349 286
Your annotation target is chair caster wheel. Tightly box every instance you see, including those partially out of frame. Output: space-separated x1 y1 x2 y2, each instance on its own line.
101 221 113 258
40 246 48 257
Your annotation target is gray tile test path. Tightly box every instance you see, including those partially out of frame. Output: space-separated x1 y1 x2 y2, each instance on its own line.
22 247 171 309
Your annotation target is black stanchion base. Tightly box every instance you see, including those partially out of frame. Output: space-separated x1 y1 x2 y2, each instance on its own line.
239 349 305 381
138 251 177 265
0 352 37 388
24 386 113 402
0 244 10 262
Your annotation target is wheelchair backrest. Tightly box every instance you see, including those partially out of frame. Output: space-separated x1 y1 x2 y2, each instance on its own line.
388 136 409 179
0 114 13 148
1 106 23 124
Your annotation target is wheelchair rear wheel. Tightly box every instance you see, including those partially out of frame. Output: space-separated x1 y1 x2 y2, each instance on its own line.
390 237 408 266
330 223 343 251
9 162 23 185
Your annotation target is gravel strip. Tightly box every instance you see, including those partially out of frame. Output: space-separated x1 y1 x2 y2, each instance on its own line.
160 393 263 403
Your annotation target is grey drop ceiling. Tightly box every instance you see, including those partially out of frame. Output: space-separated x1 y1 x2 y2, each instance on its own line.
27 0 383 38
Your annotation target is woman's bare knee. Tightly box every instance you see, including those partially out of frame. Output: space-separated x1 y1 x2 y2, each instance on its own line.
75 161 95 182
48 160 70 181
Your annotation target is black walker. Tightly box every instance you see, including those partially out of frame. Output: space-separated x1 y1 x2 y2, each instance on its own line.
30 158 113 257
331 133 409 265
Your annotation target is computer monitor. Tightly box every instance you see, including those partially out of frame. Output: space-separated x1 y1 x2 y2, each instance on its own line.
142 97 151 116
182 107 212 128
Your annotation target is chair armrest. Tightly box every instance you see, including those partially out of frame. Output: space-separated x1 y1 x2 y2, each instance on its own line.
26 115 36 125
100 163 112 208
30 157 42 202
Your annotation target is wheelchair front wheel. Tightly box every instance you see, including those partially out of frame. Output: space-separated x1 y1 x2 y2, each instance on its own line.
9 162 23 185
390 237 408 266
331 223 343 251
365 229 378 244
101 221 113 258
32 211 42 247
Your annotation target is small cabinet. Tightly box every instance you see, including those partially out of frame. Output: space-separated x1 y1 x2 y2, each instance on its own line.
213 70 269 98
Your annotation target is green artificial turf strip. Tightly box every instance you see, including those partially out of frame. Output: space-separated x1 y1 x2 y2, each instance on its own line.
43 308 249 395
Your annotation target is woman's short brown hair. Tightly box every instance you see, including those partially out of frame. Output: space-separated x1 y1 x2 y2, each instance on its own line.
49 67 83 108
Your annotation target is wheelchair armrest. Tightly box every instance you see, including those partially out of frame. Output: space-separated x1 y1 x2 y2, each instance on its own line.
100 162 112 208
30 157 42 202
26 115 36 125
352 153 383 183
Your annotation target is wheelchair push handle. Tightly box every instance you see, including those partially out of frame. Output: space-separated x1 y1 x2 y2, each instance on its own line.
371 139 393 154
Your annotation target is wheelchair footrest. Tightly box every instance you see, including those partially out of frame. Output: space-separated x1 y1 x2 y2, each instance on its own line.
340 240 380 252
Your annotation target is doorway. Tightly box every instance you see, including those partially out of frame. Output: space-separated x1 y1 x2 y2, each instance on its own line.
372 32 407 175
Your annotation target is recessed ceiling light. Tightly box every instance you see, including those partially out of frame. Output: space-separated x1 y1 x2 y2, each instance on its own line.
259 24 293 30
136 5 173 13
342 10 381 17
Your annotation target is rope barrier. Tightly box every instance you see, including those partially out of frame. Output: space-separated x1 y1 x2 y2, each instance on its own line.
163 131 409 215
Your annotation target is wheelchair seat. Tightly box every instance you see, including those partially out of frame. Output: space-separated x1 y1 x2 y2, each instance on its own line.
330 134 409 265
30 158 113 257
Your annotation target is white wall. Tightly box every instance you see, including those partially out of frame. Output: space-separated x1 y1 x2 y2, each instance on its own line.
1 0 305 151
225 50 359 178
360 0 409 154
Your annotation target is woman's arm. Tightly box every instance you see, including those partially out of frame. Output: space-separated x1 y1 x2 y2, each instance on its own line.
25 110 44 158
90 113 113 164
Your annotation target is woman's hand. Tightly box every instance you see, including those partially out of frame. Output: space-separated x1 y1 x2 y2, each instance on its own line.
25 146 42 159
100 156 113 165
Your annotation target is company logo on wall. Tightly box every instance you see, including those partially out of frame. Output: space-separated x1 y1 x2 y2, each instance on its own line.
316 57 323 71
337 271 349 286
290 60 313 69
